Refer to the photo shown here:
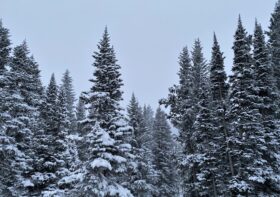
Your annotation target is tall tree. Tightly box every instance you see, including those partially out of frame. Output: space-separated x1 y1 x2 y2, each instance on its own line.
227 17 269 196
32 75 72 196
253 21 280 194
76 94 86 134
152 107 178 197
191 84 217 197
268 0 280 92
210 34 228 102
191 39 209 102
78 28 132 196
41 74 59 132
0 20 19 196
6 41 42 196
209 33 230 196
83 27 124 132
160 45 197 196
61 69 76 131
0 19 11 72
127 94 155 196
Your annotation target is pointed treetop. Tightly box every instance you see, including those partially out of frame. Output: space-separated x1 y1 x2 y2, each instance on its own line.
192 38 205 59
237 15 245 31
49 73 56 86
131 92 136 100
254 20 263 33
0 19 11 71
213 32 217 43
13 40 29 57
98 26 111 49
212 32 221 50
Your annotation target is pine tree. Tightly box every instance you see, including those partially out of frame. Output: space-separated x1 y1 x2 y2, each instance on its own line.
191 39 209 103
268 0 280 92
209 33 230 196
143 105 154 133
32 75 74 196
152 107 178 197
210 34 228 102
127 93 146 148
0 19 11 72
76 94 86 134
127 94 155 196
253 21 280 194
83 27 124 132
142 104 158 195
55 87 76 195
0 20 15 196
41 74 60 133
3 41 43 196
227 17 269 196
160 45 197 196
191 83 218 197
61 69 76 132
78 28 132 196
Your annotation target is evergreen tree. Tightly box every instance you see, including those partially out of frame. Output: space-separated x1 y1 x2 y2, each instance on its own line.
78 28 132 196
61 69 76 132
210 34 228 101
32 75 73 196
160 46 196 196
268 0 280 92
209 33 230 196
127 94 155 196
191 39 209 102
143 105 154 133
4 41 42 196
127 93 146 148
227 17 269 196
76 95 86 134
41 74 60 132
152 107 178 197
0 19 11 72
0 20 14 196
83 27 124 131
191 83 218 197
253 21 280 194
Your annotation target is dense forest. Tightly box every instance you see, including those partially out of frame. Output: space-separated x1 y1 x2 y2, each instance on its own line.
2 1 280 197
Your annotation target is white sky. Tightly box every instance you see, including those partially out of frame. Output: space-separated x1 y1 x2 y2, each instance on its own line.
0 0 276 109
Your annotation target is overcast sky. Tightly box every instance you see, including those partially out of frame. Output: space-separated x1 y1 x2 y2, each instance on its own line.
0 0 277 109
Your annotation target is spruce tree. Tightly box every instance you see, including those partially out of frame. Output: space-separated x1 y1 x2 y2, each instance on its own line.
268 0 280 92
209 33 230 196
253 21 280 194
210 34 228 102
227 17 269 196
41 74 60 132
152 107 178 197
0 20 14 196
78 28 132 196
143 105 154 133
127 94 155 196
160 45 196 196
76 95 86 134
83 27 124 131
191 39 209 103
32 75 73 196
0 19 11 72
191 83 218 197
61 69 76 132
4 41 42 196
